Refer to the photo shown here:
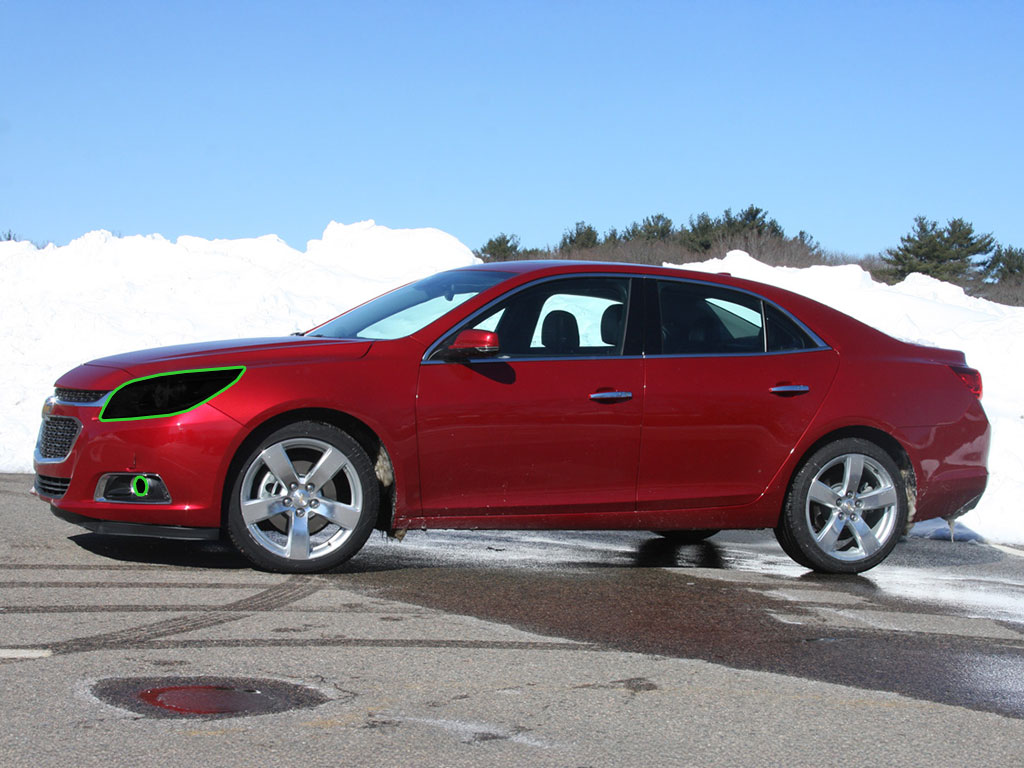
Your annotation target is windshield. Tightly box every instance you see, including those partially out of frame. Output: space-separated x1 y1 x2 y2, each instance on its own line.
308 269 513 340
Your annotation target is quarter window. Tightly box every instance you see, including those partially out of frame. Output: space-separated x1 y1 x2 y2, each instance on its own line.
765 303 818 352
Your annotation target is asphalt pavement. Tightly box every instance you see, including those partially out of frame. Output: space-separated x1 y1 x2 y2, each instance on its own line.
2 472 1023 767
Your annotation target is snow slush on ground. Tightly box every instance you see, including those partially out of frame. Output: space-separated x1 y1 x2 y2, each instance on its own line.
0 223 1020 544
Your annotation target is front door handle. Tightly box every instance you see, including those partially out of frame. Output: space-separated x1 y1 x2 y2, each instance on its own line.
590 391 633 402
769 384 810 396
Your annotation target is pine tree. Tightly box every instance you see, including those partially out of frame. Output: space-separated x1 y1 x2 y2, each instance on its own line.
985 244 1024 283
622 213 673 241
559 221 600 251
475 233 522 262
883 216 994 282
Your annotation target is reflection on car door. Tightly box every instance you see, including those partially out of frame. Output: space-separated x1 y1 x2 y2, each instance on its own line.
638 278 839 514
416 276 644 521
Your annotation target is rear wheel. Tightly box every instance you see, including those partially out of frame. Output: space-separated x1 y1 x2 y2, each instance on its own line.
775 438 906 574
227 421 378 573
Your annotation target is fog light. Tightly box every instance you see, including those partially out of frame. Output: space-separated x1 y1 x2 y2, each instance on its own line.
95 474 172 504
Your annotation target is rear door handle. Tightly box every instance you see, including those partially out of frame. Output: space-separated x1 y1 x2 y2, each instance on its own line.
590 391 633 402
769 384 810 396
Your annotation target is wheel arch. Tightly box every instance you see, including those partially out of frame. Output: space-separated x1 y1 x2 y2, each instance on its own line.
787 426 918 526
219 407 397 532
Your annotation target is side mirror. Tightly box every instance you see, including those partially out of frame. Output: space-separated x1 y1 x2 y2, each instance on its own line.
443 329 500 360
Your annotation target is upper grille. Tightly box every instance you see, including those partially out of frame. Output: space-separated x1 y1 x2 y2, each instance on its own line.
35 474 71 498
56 387 108 403
37 416 80 460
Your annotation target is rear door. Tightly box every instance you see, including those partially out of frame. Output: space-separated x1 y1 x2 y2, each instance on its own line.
416 276 644 520
639 278 839 512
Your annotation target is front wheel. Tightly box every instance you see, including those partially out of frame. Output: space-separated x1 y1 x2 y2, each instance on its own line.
775 438 907 574
227 421 379 573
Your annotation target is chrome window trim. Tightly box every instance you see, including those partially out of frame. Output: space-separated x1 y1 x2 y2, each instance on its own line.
643 346 832 360
422 354 646 366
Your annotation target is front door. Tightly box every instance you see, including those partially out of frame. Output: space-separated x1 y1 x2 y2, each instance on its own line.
416 276 643 521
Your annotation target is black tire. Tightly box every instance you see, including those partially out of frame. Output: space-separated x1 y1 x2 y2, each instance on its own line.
775 437 907 574
227 421 378 573
653 530 719 544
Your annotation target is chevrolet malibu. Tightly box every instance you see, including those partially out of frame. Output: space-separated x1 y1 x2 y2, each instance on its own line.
33 261 990 574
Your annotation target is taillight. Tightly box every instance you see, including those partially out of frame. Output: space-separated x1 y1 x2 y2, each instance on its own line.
951 365 983 399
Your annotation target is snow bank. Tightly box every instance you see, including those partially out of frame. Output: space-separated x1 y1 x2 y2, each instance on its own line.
0 229 1019 544
669 251 1024 544
0 220 477 472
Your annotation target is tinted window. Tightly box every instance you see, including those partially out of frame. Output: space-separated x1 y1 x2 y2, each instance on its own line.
656 281 764 355
310 269 511 340
455 276 631 357
765 303 818 352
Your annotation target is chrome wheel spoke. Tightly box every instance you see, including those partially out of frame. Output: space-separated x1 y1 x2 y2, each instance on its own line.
260 443 300 489
809 480 840 508
840 455 865 496
849 515 882 556
859 485 898 511
286 512 311 560
304 447 347 493
315 499 362 530
239 434 369 563
241 496 281 525
803 448 903 567
815 511 847 552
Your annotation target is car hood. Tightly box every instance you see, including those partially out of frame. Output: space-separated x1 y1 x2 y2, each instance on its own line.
54 337 373 390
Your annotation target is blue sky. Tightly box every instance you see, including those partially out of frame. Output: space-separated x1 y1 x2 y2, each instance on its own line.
2 0 1022 256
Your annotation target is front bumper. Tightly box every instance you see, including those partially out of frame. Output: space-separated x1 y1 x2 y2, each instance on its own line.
50 506 222 540
33 398 243 530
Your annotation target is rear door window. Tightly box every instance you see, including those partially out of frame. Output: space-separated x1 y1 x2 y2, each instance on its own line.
654 280 764 355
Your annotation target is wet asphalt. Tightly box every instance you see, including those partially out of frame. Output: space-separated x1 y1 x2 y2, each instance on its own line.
3 472 1024 766
56 505 1024 719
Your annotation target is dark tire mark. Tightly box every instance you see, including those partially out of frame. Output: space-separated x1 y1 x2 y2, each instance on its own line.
42 576 324 655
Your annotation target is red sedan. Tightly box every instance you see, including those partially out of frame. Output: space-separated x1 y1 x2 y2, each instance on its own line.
33 261 990 574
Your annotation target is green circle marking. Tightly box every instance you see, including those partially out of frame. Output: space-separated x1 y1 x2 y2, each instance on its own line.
131 475 150 498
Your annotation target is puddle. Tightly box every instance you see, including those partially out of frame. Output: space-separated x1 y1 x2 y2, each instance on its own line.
91 676 329 719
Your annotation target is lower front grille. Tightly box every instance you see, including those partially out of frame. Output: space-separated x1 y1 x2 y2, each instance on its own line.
37 416 80 460
35 474 71 498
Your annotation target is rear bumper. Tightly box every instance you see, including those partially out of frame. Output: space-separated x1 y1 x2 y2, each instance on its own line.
899 401 990 523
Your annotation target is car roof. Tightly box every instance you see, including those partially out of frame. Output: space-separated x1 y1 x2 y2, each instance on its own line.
458 259 725 280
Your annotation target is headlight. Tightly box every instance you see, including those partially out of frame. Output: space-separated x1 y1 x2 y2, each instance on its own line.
99 367 245 422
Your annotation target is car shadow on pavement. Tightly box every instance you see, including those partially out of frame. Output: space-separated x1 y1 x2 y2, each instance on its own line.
69 533 251 569
632 537 727 569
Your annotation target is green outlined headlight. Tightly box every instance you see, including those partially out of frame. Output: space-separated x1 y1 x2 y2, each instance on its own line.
99 367 245 422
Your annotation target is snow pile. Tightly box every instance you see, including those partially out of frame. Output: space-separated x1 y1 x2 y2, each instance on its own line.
670 251 1024 544
0 227 1020 544
0 220 477 471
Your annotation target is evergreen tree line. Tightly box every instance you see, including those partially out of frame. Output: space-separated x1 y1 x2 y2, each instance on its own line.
475 207 1024 306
